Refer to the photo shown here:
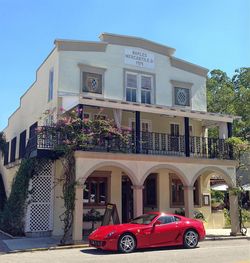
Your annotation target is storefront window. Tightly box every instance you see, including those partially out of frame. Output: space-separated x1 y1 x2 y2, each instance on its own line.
144 174 157 207
171 175 184 206
83 177 107 205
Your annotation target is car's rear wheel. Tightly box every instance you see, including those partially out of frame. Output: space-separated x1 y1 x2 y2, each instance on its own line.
184 230 199 249
118 233 136 253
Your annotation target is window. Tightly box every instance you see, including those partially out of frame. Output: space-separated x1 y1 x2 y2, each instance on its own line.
126 73 137 102
29 122 38 138
83 177 107 205
82 72 102 94
48 69 54 101
170 175 184 206
19 130 26 159
144 173 157 207
174 87 190 107
10 137 16 163
157 216 175 224
3 142 9 165
125 71 153 104
141 75 152 104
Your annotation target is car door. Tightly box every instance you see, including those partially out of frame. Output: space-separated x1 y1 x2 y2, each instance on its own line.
150 216 180 246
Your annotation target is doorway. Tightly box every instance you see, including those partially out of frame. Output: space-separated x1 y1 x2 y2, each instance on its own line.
122 176 133 223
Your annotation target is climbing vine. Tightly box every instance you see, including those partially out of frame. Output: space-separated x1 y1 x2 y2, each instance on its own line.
0 158 42 236
41 108 130 244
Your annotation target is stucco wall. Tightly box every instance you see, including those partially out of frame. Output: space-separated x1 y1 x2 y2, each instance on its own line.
58 44 207 111
0 49 59 196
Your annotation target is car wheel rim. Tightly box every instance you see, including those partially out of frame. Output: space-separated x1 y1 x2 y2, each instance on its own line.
185 231 198 247
120 235 135 252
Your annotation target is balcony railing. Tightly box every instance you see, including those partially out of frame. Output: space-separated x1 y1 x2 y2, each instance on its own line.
25 127 233 160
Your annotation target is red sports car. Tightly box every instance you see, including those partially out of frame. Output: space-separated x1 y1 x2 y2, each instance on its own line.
88 212 206 253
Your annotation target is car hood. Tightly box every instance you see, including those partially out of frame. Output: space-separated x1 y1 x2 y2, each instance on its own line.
88 223 148 239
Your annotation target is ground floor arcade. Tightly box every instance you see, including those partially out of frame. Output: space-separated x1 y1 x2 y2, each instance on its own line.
66 151 239 242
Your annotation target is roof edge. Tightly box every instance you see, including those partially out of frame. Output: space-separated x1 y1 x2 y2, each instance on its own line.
99 32 176 57
170 56 209 77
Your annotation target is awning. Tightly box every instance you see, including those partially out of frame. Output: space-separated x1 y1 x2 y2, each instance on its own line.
211 184 228 191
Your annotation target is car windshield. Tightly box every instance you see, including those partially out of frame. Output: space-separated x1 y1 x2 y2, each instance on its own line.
130 214 157 225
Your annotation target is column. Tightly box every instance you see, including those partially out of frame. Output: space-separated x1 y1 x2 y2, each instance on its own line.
158 171 169 211
184 185 194 218
229 192 240 236
184 117 190 157
72 185 83 242
132 185 143 218
135 111 141 154
77 104 84 119
219 122 228 139
227 122 233 159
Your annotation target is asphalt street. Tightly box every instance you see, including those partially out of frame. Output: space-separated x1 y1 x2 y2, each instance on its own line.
0 239 249 263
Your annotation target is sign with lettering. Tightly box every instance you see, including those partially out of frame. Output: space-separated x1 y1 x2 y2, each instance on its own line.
124 48 155 69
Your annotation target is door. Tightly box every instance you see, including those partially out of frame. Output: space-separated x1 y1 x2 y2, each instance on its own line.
122 176 133 223
170 123 180 151
150 216 180 246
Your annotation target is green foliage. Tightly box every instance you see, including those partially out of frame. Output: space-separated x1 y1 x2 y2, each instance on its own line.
193 210 206 222
0 158 40 236
83 208 103 222
0 174 6 211
211 189 224 203
223 208 231 226
224 208 250 226
207 67 250 141
174 208 185 216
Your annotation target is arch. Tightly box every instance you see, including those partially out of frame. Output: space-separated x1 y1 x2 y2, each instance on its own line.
140 163 189 186
191 166 234 187
77 161 139 186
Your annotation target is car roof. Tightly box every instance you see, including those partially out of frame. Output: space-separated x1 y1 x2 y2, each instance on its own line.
146 211 185 218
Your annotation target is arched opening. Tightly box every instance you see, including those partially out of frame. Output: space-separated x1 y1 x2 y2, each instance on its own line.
191 167 234 229
142 165 188 214
78 164 136 236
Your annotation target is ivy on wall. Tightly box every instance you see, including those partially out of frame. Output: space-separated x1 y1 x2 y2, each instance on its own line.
0 158 41 236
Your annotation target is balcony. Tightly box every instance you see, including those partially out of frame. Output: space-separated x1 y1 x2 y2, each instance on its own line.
25 127 233 160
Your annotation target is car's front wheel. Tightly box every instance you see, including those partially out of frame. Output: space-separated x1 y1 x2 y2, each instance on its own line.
118 233 136 253
184 230 199 248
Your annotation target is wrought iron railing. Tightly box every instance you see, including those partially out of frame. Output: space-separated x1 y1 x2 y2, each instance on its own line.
25 127 233 160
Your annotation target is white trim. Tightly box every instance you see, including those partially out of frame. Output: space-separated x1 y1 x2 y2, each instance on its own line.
129 118 152 132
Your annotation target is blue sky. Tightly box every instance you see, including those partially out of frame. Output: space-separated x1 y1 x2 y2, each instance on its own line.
0 0 249 130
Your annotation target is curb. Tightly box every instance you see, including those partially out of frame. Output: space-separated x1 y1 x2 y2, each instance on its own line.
205 235 249 241
7 243 90 254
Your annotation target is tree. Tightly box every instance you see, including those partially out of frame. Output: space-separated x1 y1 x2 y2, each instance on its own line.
207 68 250 141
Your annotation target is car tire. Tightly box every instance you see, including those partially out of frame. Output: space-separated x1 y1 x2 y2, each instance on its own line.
183 230 199 249
118 233 136 253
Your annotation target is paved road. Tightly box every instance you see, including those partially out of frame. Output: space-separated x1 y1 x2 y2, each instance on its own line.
0 239 249 263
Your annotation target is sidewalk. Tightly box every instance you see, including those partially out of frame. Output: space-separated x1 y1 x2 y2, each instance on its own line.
0 228 249 254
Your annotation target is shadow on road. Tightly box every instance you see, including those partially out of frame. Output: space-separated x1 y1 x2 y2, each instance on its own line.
81 245 199 255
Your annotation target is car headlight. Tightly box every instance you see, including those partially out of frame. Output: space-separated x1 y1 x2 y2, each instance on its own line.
105 231 116 239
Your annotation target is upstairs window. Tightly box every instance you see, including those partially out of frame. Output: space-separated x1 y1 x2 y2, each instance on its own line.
125 71 153 104
174 87 190 107
10 137 16 163
19 130 26 159
141 75 152 104
3 142 9 165
48 69 54 102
